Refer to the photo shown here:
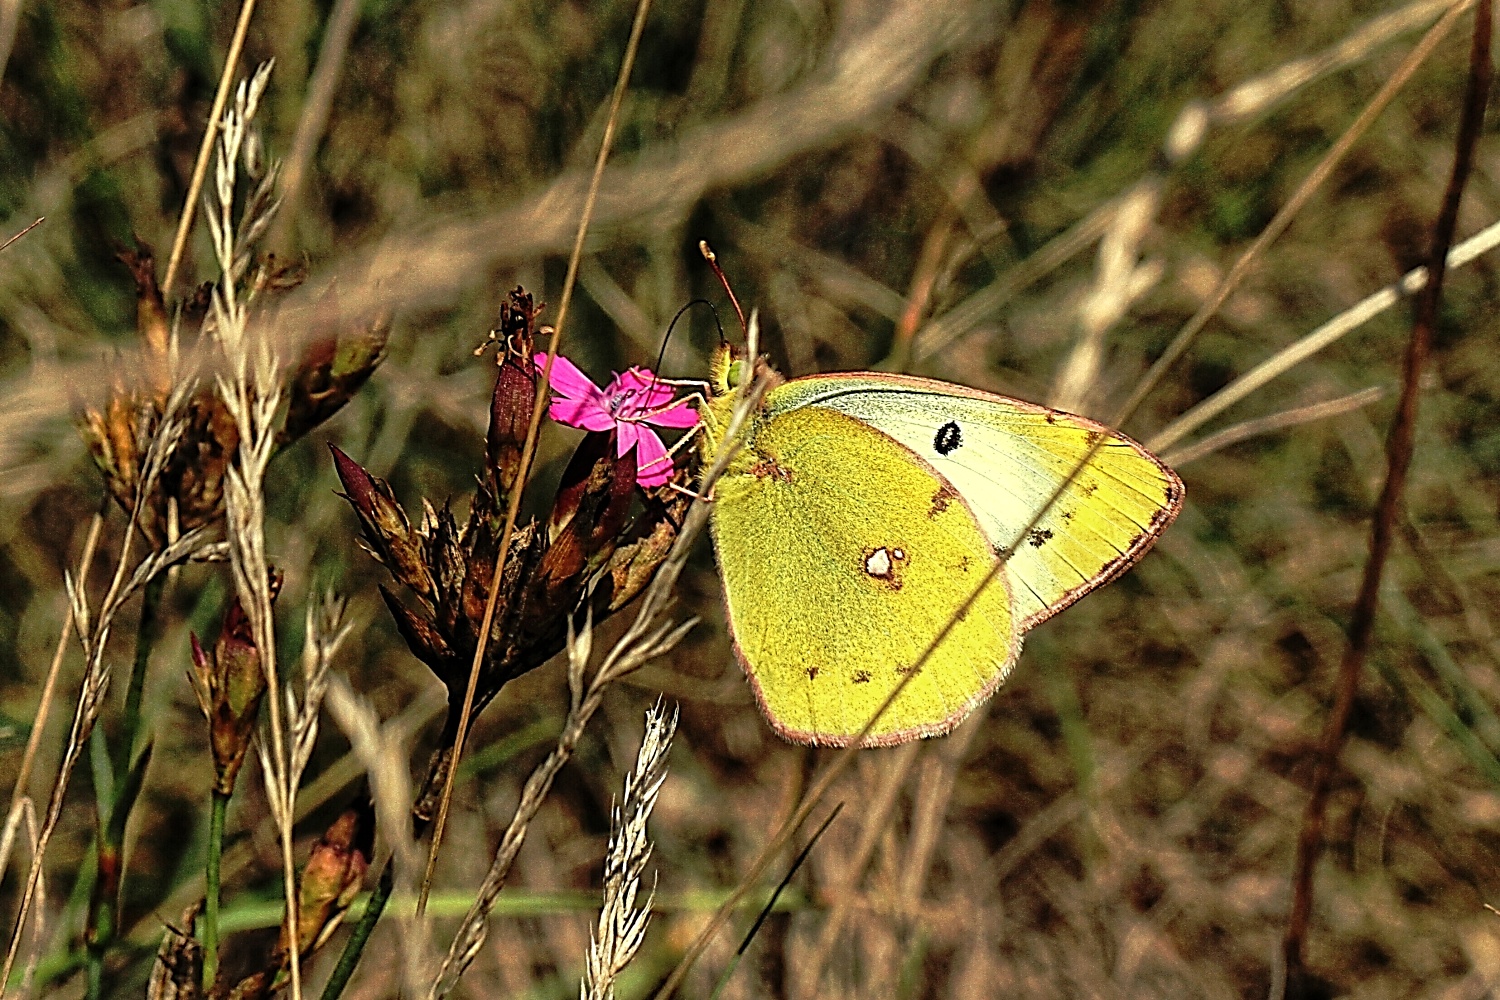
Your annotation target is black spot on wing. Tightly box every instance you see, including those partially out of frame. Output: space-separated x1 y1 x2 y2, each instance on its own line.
933 421 962 455
1028 528 1054 548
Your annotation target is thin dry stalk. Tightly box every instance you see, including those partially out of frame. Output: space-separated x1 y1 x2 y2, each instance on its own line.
582 701 677 1000
2 517 218 994
1160 387 1385 468
1208 0 1463 124
1280 0 1492 990
1149 218 1500 454
0 354 221 996
162 0 262 293
416 0 655 919
0 801 37 996
272 0 363 250
2 512 101 836
923 0 1467 371
0 218 43 255
426 315 773 1000
255 594 349 831
913 193 1122 361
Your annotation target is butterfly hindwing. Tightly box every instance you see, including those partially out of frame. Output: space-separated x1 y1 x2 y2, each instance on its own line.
768 374 1184 628
709 403 1019 747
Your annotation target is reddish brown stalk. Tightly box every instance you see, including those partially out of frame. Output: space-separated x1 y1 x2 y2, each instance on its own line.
414 0 655 919
1280 1 1492 992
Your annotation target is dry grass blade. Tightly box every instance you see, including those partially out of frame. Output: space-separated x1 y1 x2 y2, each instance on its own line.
0 800 38 996
0 218 42 255
1209 0 1462 123
1160 387 1386 468
800 742 921 994
272 0 363 250
0 359 215 995
582 701 677 1000
323 672 425 993
2 512 101 841
286 0 978 325
913 192 1122 361
415 0 656 921
204 59 310 1000
1049 182 1163 412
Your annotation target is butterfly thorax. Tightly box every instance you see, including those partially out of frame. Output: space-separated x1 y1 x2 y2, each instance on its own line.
697 345 784 479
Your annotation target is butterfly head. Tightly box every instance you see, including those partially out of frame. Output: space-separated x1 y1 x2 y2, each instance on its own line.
709 343 782 399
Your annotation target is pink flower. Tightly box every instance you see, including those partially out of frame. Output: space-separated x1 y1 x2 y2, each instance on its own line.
536 353 699 487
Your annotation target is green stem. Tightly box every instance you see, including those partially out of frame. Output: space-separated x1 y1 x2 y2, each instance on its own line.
319 861 393 1000
119 574 166 775
84 573 167 999
203 790 228 990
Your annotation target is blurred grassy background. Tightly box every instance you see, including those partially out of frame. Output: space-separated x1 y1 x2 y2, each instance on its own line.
4 0 1500 996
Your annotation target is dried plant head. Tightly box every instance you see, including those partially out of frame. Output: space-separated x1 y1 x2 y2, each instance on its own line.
333 287 694 818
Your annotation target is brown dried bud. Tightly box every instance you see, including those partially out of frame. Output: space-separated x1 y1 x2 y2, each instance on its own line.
288 800 373 956
282 288 389 445
330 445 436 601
229 798 373 1000
485 288 541 500
117 245 173 398
603 487 693 611
189 573 281 796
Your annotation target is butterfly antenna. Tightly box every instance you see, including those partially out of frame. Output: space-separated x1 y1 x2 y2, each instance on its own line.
657 297 720 374
699 240 747 338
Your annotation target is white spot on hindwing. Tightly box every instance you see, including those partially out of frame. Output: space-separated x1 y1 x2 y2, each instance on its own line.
862 546 909 589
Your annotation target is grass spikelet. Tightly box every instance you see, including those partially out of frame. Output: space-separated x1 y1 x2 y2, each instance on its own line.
582 700 676 1000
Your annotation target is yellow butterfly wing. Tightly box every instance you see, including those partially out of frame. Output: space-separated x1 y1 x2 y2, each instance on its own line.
709 402 1019 747
769 374 1184 628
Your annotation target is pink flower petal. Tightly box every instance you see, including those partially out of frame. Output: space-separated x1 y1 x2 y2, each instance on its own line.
615 419 640 457
536 353 598 399
536 353 613 430
644 398 700 429
630 426 675 487
613 368 678 413
550 396 618 432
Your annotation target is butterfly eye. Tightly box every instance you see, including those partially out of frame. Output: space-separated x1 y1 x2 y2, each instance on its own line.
726 359 747 390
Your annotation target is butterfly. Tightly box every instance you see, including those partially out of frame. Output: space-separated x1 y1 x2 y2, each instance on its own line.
697 345 1183 747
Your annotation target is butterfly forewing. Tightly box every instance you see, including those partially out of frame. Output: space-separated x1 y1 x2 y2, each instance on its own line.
770 374 1184 628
